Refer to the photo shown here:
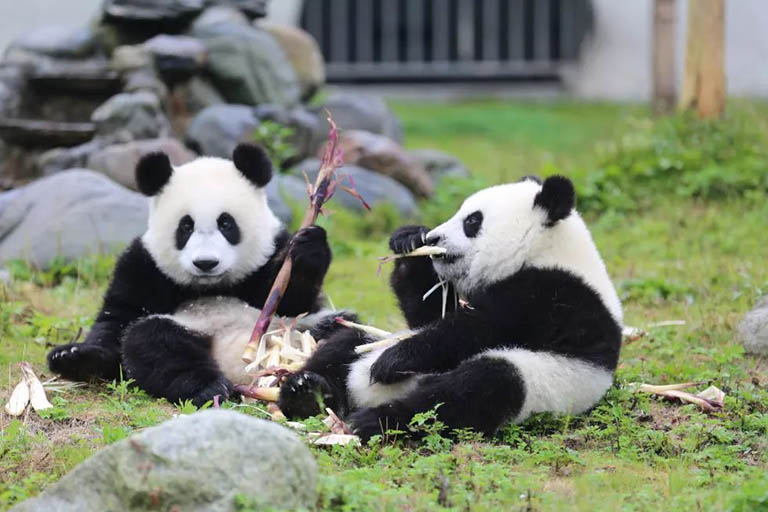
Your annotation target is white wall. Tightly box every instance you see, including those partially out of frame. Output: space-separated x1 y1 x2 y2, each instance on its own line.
564 0 768 100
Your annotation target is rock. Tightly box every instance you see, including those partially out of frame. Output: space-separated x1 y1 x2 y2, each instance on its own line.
266 178 293 225
185 104 258 157
0 170 147 267
0 145 44 185
10 410 316 512
91 91 171 142
7 26 100 59
111 45 152 72
191 23 301 107
37 139 103 176
408 148 471 183
334 130 433 197
167 76 224 134
313 92 403 150
0 119 95 149
259 21 324 102
739 296 768 356
88 138 196 189
206 0 268 19
190 5 249 31
253 104 322 164
0 66 23 117
123 69 169 101
102 0 205 29
25 61 122 96
291 158 418 217
143 35 207 83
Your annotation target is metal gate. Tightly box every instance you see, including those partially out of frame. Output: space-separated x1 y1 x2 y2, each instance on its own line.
300 0 593 82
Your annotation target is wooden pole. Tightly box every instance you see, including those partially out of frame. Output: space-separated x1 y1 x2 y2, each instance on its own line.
679 0 726 118
652 0 677 114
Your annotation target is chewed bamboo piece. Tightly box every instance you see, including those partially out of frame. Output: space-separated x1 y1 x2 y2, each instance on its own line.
629 381 725 412
377 246 447 275
354 332 413 354
335 317 392 338
4 362 53 416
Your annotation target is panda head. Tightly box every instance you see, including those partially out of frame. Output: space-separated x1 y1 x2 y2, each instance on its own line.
425 175 621 319
136 143 282 287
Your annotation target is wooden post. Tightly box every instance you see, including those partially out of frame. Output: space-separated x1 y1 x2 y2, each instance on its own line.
679 0 726 118
652 0 677 114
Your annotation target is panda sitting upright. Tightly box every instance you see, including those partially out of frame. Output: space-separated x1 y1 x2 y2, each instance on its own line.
47 143 350 406
278 175 623 440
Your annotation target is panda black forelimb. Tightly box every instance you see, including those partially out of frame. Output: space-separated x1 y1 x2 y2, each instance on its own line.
273 225 332 317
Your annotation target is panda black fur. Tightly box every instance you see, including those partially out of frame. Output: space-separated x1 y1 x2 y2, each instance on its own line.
278 176 623 440
47 144 352 406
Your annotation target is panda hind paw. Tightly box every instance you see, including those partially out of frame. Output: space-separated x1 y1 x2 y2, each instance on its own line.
189 376 234 408
278 371 333 419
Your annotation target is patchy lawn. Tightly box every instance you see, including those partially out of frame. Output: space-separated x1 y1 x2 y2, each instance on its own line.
2 100 768 511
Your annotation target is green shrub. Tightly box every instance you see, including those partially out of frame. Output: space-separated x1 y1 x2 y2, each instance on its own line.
579 109 768 213
252 120 297 170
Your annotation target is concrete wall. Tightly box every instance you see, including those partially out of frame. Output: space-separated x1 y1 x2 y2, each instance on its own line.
564 0 768 100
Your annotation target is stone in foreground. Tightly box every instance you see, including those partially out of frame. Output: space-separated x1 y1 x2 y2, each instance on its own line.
0 170 147 268
11 410 317 512
739 296 768 356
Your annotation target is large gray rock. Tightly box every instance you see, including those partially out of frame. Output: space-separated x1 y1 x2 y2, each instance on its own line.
190 5 249 31
0 170 147 267
408 148 471 183
87 138 196 189
290 158 418 217
266 178 293 225
191 22 301 106
312 92 403 151
206 0 267 18
144 34 207 82
739 296 768 356
185 104 258 157
91 91 171 141
7 26 100 59
259 21 324 102
253 104 322 164
11 410 316 512
37 139 103 176
102 0 205 28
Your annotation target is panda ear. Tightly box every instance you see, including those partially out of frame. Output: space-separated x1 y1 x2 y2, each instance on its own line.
232 143 273 188
533 176 575 226
135 152 173 197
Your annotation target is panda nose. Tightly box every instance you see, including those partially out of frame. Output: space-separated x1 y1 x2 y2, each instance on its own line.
193 259 219 272
425 234 442 246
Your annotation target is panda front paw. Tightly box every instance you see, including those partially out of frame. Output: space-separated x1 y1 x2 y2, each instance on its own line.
389 225 430 255
189 376 234 408
47 343 120 382
289 226 330 268
278 371 334 419
348 404 412 442
369 343 420 385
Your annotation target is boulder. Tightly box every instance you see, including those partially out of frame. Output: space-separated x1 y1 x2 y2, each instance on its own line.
110 44 152 72
312 92 403 151
739 296 768 356
37 139 103 176
143 34 207 83
123 68 169 101
290 158 418 217
167 76 225 134
0 170 147 267
253 104 322 164
190 5 249 31
91 91 171 142
102 0 205 29
408 148 471 183
10 410 317 512
185 104 258 158
206 0 268 19
265 178 293 225
6 26 100 59
190 22 301 107
87 138 196 189
335 130 433 197
258 21 325 102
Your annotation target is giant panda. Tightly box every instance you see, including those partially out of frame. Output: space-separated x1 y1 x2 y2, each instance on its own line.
47 143 352 406
278 175 623 441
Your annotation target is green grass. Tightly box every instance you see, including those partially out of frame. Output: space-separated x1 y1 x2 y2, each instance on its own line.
2 100 768 511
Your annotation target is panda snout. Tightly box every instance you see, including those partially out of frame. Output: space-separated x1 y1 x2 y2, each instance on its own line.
193 259 219 272
425 234 442 246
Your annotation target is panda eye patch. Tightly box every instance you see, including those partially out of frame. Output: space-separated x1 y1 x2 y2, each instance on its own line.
217 212 241 245
463 211 483 238
175 215 194 249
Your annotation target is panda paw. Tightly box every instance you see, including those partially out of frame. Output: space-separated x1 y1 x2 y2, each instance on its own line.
289 226 330 268
47 343 119 382
369 343 421 385
189 376 235 408
348 404 412 442
278 371 334 419
389 225 430 254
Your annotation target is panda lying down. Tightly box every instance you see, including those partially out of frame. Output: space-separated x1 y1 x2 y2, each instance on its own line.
47 144 353 406
278 175 623 441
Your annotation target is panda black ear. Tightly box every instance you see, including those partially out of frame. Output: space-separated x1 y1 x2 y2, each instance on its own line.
533 176 575 226
135 152 173 197
232 143 273 188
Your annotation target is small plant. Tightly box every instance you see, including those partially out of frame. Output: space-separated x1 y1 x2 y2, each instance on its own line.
252 121 298 170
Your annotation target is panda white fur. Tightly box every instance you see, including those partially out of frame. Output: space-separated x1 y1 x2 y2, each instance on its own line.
47 144 352 406
278 175 623 440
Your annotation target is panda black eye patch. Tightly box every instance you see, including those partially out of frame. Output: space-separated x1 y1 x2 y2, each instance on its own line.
463 211 483 238
217 213 241 245
175 215 194 249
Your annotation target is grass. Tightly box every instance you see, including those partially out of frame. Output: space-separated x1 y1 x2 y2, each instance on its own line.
2 100 768 511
